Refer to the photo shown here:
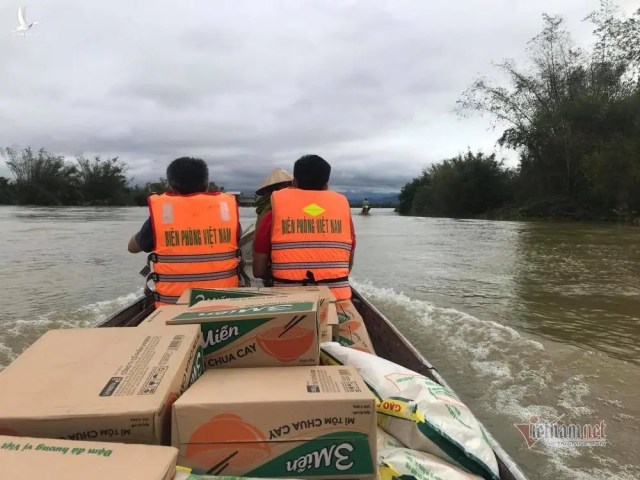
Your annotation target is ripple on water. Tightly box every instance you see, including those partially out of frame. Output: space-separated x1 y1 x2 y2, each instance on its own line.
351 279 637 480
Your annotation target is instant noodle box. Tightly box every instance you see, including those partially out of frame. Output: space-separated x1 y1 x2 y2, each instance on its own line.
321 324 333 343
174 465 305 480
0 326 204 445
177 288 275 306
327 302 339 340
336 300 376 355
139 304 191 328
259 286 336 326
167 293 321 369
0 434 178 480
172 366 377 479
258 285 337 303
177 286 335 327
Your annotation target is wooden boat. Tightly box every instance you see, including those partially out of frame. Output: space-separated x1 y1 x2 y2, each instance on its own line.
98 225 529 480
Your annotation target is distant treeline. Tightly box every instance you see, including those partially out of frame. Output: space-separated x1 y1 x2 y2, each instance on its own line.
398 2 640 222
0 147 221 206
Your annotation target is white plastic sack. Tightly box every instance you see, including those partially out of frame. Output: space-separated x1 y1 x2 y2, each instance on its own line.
376 426 404 450
321 343 499 480
378 447 483 480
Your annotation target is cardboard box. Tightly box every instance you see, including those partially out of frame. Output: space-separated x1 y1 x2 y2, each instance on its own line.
258 285 337 303
139 305 190 328
336 300 376 355
0 434 177 480
320 324 333 343
0 327 204 445
177 288 274 307
168 294 320 369
172 366 377 479
180 287 335 327
327 302 339 340
261 287 335 329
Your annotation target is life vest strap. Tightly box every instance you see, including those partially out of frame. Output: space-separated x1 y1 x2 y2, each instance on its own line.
148 268 238 283
271 241 352 251
272 270 350 288
139 265 151 277
271 261 350 270
147 251 238 265
154 293 181 304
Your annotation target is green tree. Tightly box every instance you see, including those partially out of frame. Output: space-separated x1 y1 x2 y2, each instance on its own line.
0 177 15 204
456 2 640 219
76 155 129 205
414 151 513 217
397 171 430 215
2 147 80 205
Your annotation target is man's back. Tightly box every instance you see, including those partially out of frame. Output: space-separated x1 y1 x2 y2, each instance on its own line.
268 188 354 300
127 157 242 306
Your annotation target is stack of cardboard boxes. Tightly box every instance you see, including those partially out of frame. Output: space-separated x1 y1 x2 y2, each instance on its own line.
0 286 378 479
0 326 202 479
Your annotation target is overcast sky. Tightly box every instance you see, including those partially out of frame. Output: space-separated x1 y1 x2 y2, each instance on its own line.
1 0 637 193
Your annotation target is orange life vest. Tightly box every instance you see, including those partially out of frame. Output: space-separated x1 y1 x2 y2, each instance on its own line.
147 192 240 307
270 188 353 300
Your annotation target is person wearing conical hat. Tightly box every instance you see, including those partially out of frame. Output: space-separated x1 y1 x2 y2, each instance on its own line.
254 168 293 229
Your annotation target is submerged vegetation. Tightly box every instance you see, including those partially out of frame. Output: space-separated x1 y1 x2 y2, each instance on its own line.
399 1 640 221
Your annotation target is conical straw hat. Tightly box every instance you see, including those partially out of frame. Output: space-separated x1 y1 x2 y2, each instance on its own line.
255 168 293 195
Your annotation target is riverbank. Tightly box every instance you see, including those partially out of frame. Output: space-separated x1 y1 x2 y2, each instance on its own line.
398 197 640 224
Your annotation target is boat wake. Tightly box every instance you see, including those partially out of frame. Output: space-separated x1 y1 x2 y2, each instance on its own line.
0 289 143 371
351 279 640 480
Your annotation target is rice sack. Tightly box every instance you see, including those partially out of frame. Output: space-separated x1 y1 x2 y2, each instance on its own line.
376 426 404 450
378 447 483 480
321 343 499 480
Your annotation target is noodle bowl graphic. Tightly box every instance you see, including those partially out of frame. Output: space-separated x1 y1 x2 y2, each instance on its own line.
186 414 271 474
256 326 314 361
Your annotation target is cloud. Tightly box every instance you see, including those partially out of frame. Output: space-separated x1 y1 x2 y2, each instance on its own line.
1 0 637 191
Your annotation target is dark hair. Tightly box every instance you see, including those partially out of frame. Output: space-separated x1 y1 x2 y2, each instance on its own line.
293 155 331 190
166 157 209 194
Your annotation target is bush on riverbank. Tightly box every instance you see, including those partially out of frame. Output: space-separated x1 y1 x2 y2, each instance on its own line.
399 2 640 222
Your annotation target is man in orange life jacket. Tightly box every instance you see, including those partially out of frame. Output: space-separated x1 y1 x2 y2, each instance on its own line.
252 154 356 300
128 157 242 306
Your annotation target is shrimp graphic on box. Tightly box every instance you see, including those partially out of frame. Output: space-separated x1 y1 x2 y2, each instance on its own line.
185 414 271 474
